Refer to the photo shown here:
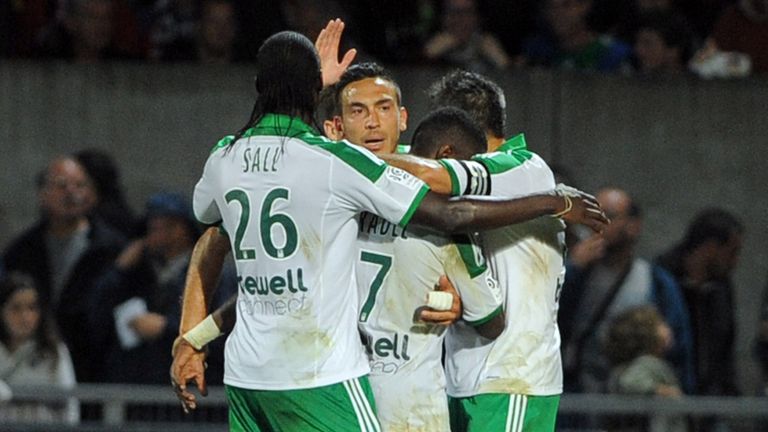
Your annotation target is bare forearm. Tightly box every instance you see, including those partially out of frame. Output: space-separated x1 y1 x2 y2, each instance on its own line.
179 227 230 334
412 192 561 233
379 154 453 195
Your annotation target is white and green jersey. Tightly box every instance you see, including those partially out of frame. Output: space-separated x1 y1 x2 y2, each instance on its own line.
193 114 429 391
440 134 566 397
356 213 502 431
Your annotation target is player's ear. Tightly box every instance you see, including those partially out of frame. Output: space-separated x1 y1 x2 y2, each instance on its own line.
399 106 408 132
334 116 343 134
436 144 454 159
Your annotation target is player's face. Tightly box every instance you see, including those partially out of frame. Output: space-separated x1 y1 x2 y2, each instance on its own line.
1 288 40 344
339 77 408 155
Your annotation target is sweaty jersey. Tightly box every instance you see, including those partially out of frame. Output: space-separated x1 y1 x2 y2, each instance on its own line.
440 134 566 397
356 212 502 431
193 114 429 391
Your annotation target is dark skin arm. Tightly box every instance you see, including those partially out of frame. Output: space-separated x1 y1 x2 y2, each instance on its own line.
475 312 506 340
410 191 608 234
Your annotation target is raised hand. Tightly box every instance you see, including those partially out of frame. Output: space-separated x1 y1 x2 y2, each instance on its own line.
315 18 357 88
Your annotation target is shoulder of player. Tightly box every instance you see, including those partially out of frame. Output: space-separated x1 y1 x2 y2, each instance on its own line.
471 148 546 175
302 136 388 183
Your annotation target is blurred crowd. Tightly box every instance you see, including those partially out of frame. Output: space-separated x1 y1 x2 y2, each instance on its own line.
2 0 768 77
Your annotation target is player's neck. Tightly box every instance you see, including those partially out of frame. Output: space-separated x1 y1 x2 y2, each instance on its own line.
486 136 505 152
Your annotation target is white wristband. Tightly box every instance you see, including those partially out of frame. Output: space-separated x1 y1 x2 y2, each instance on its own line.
182 315 222 350
426 291 453 311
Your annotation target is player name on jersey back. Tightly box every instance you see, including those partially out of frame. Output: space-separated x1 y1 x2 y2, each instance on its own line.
359 211 407 239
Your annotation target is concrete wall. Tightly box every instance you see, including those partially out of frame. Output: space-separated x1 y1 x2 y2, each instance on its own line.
1 62 766 393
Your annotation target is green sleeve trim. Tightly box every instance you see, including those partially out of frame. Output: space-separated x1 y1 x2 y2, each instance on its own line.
308 138 387 182
210 135 234 154
465 304 503 327
398 184 430 228
438 159 462 196
474 149 534 175
454 236 488 278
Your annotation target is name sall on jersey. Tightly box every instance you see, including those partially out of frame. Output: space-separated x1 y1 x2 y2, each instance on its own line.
359 212 407 239
242 145 283 173
237 267 308 316
363 332 412 374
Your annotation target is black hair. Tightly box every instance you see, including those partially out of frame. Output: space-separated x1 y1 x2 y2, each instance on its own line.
334 62 402 110
229 31 321 147
410 107 486 160
428 69 506 139
681 207 744 251
74 149 122 199
316 86 340 124
0 272 60 363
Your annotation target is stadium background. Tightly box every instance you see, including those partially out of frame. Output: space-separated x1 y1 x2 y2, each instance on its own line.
1 63 765 400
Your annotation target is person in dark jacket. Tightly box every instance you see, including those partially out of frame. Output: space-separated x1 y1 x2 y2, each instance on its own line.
2 155 126 383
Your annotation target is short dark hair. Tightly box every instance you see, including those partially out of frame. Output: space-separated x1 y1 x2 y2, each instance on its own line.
682 207 744 251
410 107 486 160
316 86 340 124
334 62 402 109
428 70 506 139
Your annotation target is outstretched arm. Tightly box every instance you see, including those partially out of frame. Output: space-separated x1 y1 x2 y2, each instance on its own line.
411 191 608 234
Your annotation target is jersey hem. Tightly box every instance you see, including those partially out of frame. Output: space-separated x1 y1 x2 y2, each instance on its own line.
447 386 563 398
223 366 370 391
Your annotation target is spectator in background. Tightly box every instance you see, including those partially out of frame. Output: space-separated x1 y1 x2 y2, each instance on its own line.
1 156 125 383
423 0 511 73
605 305 688 432
38 0 142 62
710 0 768 75
633 11 694 74
520 0 632 72
656 208 743 398
156 0 239 63
0 0 57 58
676 0 736 42
656 208 742 432
560 187 694 396
145 0 197 61
0 272 78 424
74 148 138 238
90 192 233 386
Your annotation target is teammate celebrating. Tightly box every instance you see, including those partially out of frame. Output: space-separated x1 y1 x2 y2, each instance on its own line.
178 24 607 432
382 70 582 432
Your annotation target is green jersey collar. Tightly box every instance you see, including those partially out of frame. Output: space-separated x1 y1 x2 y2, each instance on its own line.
497 133 528 152
242 113 316 139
